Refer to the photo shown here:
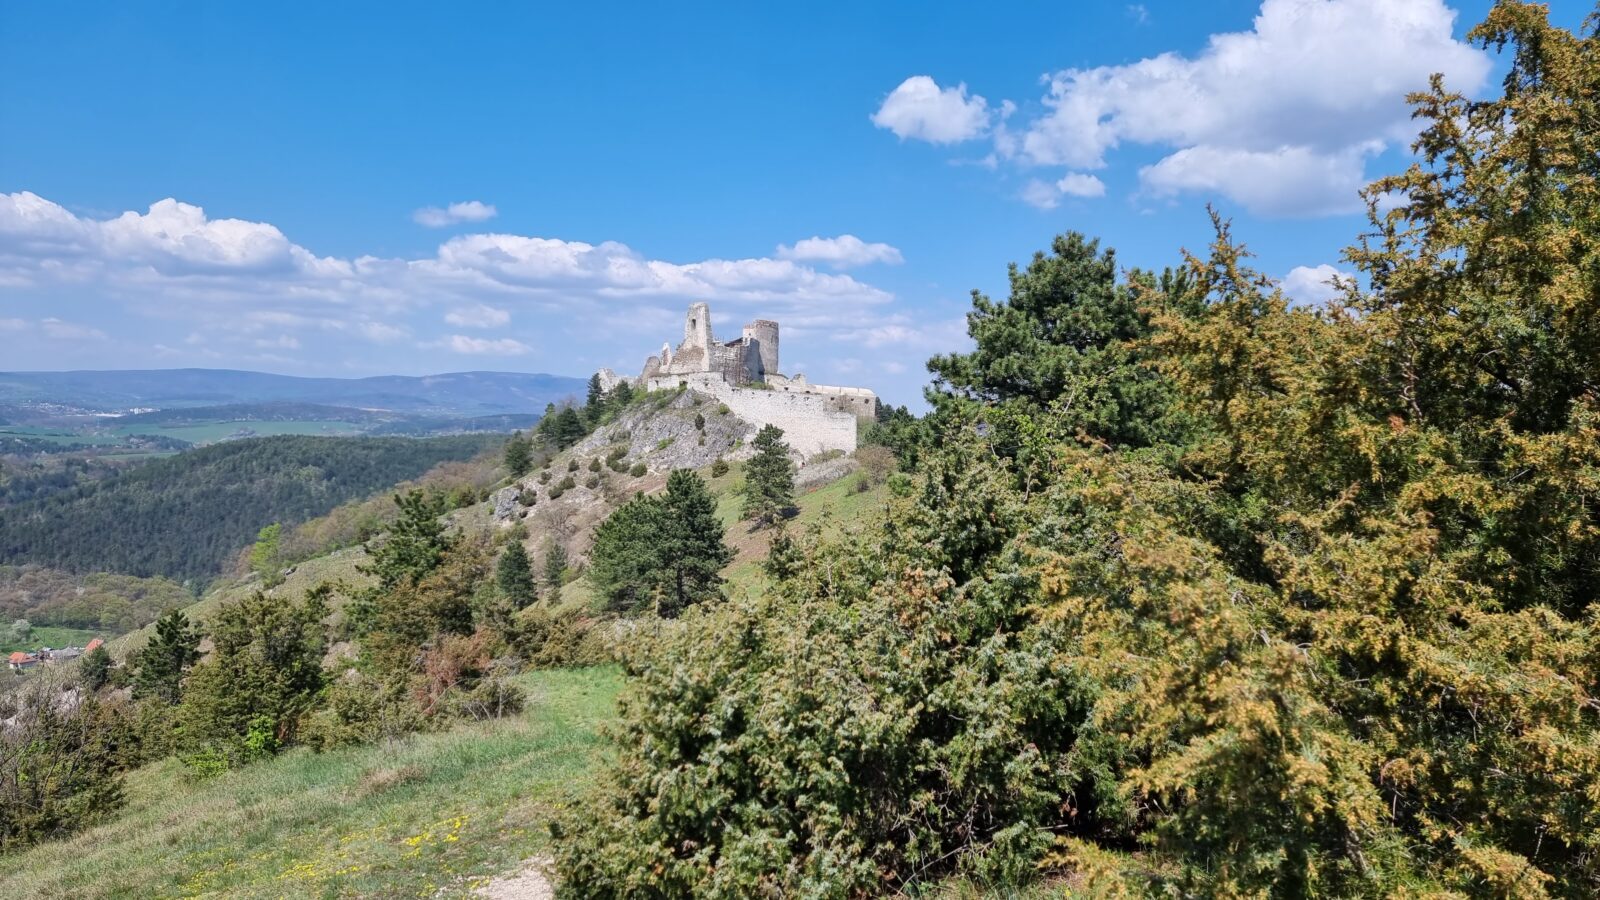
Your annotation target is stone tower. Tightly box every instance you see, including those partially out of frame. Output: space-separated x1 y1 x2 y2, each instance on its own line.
741 319 780 379
684 302 713 352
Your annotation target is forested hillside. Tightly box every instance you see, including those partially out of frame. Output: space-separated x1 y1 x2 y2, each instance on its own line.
0 434 504 580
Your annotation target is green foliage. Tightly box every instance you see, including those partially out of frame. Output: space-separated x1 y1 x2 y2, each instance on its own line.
79 644 112 691
611 381 635 407
132 610 199 704
693 412 705 431
248 522 282 584
740 424 794 526
926 232 1190 453
0 434 500 580
502 432 534 477
176 586 329 771
586 373 605 410
360 490 454 592
495 542 538 609
587 457 601 473
0 691 134 851
561 9 1600 894
628 462 646 477
543 543 569 593
589 469 732 617
709 457 729 478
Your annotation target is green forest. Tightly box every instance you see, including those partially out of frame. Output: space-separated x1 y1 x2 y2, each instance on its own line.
0 433 503 581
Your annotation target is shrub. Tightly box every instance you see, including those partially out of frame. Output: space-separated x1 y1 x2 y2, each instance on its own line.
539 470 552 484
629 462 647 477
606 446 628 462
654 437 674 451
716 403 731 415
0 691 135 851
588 457 602 472
584 475 601 490
694 412 705 430
710 458 729 478
608 457 630 473
567 458 580 472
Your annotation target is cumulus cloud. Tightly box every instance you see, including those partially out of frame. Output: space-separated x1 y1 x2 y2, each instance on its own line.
438 334 530 355
871 76 991 144
444 303 512 328
0 190 900 372
1282 264 1354 306
883 0 1490 216
775 235 903 268
1021 172 1108 209
412 200 498 228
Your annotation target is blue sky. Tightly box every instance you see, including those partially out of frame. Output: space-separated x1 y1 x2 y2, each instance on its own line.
1 0 1584 407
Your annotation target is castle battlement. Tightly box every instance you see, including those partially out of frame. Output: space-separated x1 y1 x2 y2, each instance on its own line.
596 303 879 455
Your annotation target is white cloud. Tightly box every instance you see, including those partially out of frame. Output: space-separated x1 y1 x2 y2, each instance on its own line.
0 318 25 331
1127 4 1149 24
444 303 512 328
775 235 903 268
884 0 1491 216
1056 173 1107 198
40 317 108 341
439 334 530 356
412 200 498 228
1140 143 1379 217
1020 172 1107 209
1282 264 1353 306
0 191 902 375
871 76 991 144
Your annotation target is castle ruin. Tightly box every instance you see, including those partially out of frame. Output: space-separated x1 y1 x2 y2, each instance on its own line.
596 303 879 455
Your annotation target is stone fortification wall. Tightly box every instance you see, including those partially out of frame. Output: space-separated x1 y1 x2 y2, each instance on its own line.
646 373 859 455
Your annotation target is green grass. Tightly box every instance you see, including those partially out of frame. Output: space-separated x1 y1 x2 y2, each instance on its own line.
0 426 119 446
0 666 623 898
0 625 102 654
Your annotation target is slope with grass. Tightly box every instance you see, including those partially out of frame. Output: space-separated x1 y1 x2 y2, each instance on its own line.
0 667 621 898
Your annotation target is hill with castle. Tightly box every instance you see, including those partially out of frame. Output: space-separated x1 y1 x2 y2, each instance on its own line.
597 302 879 456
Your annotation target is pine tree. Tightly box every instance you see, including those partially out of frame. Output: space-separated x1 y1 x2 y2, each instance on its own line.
543 543 568 592
361 490 454 590
590 469 731 616
610 381 635 407
504 433 533 477
741 425 794 527
496 541 538 609
586 373 606 412
656 469 733 616
554 407 587 448
132 610 199 704
79 644 112 691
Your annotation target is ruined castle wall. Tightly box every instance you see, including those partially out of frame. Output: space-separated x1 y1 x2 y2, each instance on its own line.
645 373 859 455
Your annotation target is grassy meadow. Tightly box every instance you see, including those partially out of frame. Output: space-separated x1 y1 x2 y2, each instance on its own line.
0 666 622 898
0 624 102 655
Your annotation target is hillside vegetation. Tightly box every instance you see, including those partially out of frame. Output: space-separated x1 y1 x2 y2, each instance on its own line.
0 667 620 898
0 433 504 581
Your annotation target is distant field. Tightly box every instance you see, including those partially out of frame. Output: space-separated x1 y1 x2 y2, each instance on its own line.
109 419 367 443
0 625 101 654
0 666 623 899
0 426 119 446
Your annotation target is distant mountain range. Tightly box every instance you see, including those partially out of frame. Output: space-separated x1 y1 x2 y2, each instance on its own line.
0 369 588 417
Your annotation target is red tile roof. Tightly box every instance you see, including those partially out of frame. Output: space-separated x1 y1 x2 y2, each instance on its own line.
85 638 104 652
8 651 31 664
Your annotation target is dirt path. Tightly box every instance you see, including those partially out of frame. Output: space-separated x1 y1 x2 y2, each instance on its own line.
475 856 554 900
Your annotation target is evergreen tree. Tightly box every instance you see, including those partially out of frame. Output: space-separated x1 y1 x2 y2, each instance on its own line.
591 469 731 616
79 644 112 691
362 490 454 590
656 469 733 616
585 373 606 412
610 381 635 407
741 425 795 527
132 610 199 704
248 523 282 583
543 543 568 592
496 541 538 609
553 407 587 448
177 586 328 766
503 433 534 477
